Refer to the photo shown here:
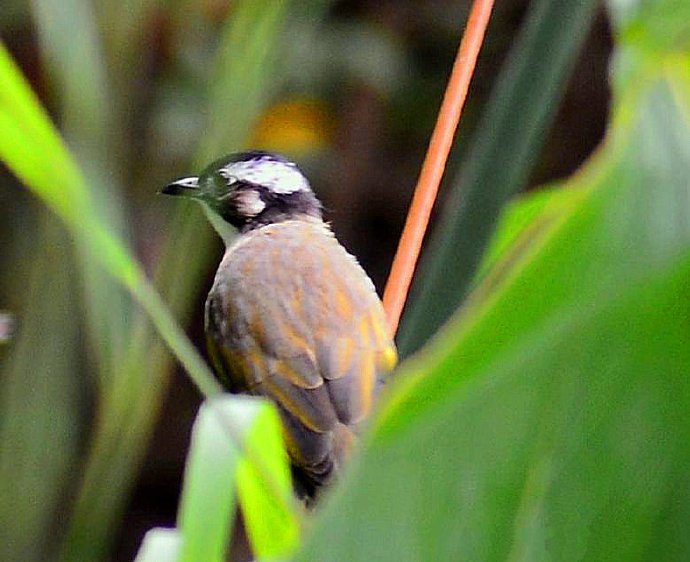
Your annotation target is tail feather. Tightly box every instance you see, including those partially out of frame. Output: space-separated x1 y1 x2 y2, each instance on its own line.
286 420 355 502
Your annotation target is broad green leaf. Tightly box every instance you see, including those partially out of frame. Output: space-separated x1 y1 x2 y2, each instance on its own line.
297 2 690 560
399 0 599 355
178 397 299 562
609 0 690 53
301 254 690 561
134 528 180 562
237 401 300 559
475 182 589 281
177 400 239 562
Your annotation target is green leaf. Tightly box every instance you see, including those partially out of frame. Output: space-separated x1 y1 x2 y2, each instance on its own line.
297 3 690 560
609 0 690 53
302 255 690 561
237 402 300 560
0 44 89 220
474 182 588 282
178 397 299 562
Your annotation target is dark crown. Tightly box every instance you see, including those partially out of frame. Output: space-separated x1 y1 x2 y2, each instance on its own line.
164 151 324 233
208 151 322 232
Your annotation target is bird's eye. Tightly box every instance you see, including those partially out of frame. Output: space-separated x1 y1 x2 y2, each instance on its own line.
215 170 241 200
218 169 238 184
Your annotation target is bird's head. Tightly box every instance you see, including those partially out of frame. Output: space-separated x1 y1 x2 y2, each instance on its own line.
161 151 322 233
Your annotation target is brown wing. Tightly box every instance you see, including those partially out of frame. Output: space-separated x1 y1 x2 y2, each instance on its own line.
205 221 396 485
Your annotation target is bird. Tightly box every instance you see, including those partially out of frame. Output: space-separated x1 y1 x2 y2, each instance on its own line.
162 150 397 498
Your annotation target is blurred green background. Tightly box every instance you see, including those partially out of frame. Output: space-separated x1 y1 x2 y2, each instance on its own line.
0 0 630 560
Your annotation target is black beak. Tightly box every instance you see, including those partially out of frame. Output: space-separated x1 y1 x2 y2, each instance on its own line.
160 176 200 197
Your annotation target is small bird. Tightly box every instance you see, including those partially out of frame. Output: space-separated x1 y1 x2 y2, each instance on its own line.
162 151 396 497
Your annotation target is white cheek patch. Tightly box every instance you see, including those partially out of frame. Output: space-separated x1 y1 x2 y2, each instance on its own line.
222 159 310 194
235 190 266 217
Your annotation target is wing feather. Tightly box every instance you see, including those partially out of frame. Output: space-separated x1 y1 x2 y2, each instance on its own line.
205 220 397 480
257 367 338 432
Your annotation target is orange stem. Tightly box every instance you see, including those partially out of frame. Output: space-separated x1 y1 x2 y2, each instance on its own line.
382 0 495 337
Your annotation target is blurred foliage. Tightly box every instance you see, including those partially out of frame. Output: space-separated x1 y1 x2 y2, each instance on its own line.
1 1 340 560
0 0 639 561
250 98 335 154
176 397 298 561
0 214 82 562
0 30 222 559
399 0 599 355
